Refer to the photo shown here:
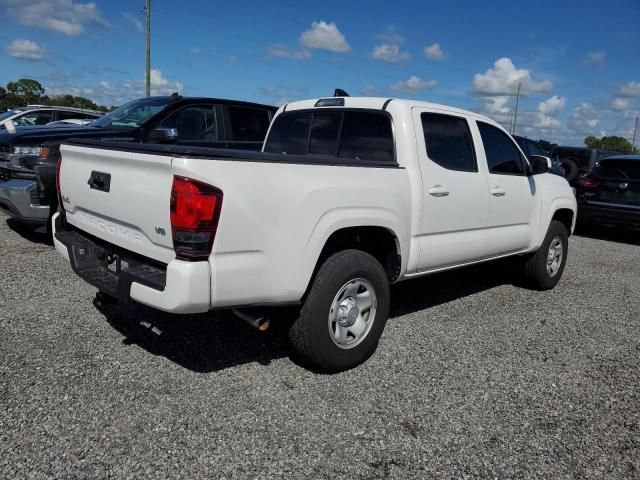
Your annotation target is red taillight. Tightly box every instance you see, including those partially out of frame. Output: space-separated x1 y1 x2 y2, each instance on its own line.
581 176 600 189
170 176 223 260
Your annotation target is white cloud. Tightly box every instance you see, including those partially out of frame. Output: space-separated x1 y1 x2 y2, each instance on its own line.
361 85 378 96
538 95 566 115
424 43 446 61
533 114 561 129
567 102 603 135
612 97 630 110
260 85 309 106
583 51 605 68
148 69 183 95
189 47 203 55
123 12 143 33
6 39 44 61
376 27 404 44
266 44 311 60
617 81 640 97
391 75 437 94
0 0 108 36
371 44 410 63
472 57 552 96
299 21 350 53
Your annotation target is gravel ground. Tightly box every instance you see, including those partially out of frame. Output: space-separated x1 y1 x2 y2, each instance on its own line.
1 211 638 479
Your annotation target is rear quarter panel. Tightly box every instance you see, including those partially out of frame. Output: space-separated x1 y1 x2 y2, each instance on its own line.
172 157 412 307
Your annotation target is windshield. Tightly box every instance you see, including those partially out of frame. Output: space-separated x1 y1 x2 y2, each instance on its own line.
0 110 21 122
91 97 171 129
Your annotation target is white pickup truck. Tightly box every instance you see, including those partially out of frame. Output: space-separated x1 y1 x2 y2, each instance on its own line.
53 96 576 372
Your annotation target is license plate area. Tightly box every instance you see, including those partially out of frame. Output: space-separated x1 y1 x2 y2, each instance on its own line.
56 223 167 301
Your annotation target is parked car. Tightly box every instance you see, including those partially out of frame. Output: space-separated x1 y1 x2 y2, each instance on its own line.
0 95 277 229
513 135 565 177
52 95 576 372
551 146 624 185
575 155 640 230
46 119 95 126
0 105 103 129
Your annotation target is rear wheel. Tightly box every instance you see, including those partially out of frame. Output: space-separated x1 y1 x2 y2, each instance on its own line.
524 220 569 290
289 249 390 372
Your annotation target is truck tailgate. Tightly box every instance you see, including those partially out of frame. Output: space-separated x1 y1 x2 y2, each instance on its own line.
59 144 175 264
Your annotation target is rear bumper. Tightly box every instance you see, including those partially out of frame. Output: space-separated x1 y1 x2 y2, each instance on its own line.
578 203 640 230
52 212 211 313
0 177 50 224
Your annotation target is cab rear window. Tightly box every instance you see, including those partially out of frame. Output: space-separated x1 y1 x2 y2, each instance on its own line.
264 110 395 164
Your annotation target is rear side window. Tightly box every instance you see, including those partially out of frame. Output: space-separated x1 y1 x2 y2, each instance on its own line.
57 111 86 121
157 105 217 141
264 112 310 155
592 159 640 180
421 113 476 172
478 122 526 175
265 110 395 163
339 112 394 163
227 106 271 142
13 110 54 126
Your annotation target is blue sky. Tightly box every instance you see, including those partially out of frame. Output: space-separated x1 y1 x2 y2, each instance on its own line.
1 0 639 145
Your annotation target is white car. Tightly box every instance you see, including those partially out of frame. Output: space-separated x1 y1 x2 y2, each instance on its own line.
0 105 102 129
53 95 577 371
46 119 94 126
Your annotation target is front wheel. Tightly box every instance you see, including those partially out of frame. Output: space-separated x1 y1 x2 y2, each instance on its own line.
524 220 569 290
289 249 390 372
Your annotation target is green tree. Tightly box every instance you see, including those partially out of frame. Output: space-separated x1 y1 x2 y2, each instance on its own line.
45 94 105 111
0 86 7 111
537 139 558 155
584 135 638 153
5 78 48 107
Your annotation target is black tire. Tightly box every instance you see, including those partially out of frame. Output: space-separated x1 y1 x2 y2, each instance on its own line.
560 159 579 182
289 249 390 372
524 220 569 290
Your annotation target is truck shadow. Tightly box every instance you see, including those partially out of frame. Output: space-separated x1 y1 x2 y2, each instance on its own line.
573 225 640 247
97 260 523 373
389 260 520 317
98 303 293 373
5 218 52 246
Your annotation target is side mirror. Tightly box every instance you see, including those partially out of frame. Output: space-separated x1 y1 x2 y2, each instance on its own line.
149 127 178 143
529 155 552 175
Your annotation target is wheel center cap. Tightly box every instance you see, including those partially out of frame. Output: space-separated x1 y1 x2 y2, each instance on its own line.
339 306 359 327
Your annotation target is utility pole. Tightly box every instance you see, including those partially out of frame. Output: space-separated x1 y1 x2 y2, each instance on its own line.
632 116 638 153
511 82 521 135
145 0 151 96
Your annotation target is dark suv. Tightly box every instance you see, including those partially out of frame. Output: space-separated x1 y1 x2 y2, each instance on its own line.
551 146 624 185
575 155 640 230
0 95 276 229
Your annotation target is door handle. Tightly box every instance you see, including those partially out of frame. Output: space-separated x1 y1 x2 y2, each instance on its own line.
491 187 506 197
428 186 450 197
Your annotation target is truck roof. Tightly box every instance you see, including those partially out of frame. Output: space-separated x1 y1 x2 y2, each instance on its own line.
282 96 501 127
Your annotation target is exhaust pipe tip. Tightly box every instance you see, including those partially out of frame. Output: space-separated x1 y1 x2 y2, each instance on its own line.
233 309 270 331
